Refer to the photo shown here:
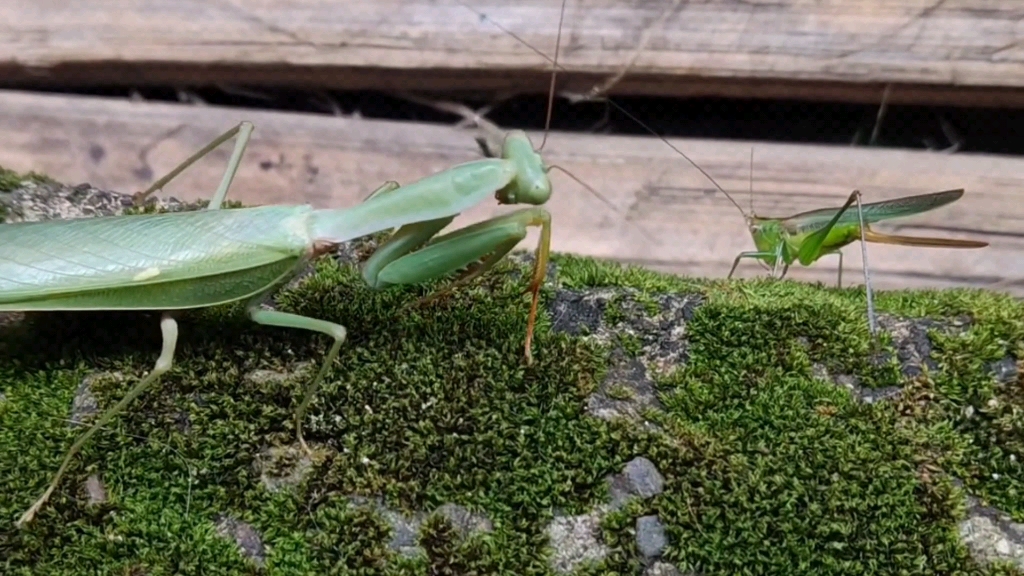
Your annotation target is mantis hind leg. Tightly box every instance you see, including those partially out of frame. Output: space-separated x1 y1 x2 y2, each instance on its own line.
246 301 348 456
133 121 255 211
17 314 179 527
365 207 551 365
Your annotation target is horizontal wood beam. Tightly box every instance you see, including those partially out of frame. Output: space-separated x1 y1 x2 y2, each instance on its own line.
2 1 1024 107
0 89 1020 296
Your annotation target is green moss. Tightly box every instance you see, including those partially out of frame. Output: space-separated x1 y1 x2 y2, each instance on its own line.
0 165 54 193
0 247 1022 575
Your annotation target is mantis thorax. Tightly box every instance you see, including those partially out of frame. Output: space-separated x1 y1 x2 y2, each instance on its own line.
495 130 551 206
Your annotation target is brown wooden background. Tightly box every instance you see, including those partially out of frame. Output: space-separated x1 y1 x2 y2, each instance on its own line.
0 0 1021 295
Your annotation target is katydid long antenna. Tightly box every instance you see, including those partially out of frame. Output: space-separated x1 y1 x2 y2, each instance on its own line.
456 0 751 221
400 0 659 243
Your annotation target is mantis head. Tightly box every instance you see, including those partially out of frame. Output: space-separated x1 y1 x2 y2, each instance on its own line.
495 130 552 206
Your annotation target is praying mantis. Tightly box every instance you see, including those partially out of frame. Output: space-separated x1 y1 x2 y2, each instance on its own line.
7 2 592 527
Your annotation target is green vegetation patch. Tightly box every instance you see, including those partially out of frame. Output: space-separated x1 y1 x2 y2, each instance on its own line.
0 246 1021 575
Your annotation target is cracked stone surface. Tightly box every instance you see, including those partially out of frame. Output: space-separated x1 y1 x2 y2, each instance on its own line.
546 456 667 571
345 497 495 559
811 313 980 405
811 363 903 404
254 443 316 493
546 511 608 574
636 515 669 563
70 372 125 426
549 288 703 425
381 508 426 558
0 179 189 223
434 503 494 536
876 313 971 379
214 515 267 567
959 497 1024 569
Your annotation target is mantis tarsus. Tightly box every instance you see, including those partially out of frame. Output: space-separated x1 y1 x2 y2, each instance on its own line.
8 0 594 527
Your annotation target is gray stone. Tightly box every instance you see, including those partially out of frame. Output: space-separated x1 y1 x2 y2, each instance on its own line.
991 356 1019 385
636 515 668 562
435 503 493 536
959 497 1024 569
84 474 107 506
546 512 609 574
70 372 124 426
214 515 266 567
624 457 665 499
814 364 902 404
644 561 684 576
255 444 315 492
381 509 426 558
345 496 426 558
876 313 971 379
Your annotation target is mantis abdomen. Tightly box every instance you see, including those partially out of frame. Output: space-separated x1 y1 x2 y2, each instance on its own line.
0 205 315 311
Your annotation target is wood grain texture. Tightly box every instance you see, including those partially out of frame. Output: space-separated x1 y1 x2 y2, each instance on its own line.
3 0 1024 106
0 89 1019 296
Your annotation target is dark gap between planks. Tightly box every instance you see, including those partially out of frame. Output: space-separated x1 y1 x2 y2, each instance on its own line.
23 85 1024 157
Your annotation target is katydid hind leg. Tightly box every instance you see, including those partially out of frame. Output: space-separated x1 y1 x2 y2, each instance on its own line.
133 121 255 211
797 190 861 266
854 191 879 337
16 314 179 527
246 304 348 456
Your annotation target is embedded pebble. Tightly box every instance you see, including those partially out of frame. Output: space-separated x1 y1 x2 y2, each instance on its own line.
546 512 609 574
958 497 1024 569
84 474 107 506
625 457 665 499
214 515 266 566
636 515 668 562
435 503 493 536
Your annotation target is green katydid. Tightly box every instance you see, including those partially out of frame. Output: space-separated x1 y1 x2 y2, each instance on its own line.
726 184 988 334
460 4 990 335
8 0 612 527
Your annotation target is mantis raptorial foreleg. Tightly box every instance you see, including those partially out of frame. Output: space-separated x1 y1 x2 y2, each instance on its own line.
17 314 179 527
362 206 552 365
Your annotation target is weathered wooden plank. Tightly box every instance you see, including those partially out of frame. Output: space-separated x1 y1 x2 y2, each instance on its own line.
3 1 1024 106
0 89 1020 296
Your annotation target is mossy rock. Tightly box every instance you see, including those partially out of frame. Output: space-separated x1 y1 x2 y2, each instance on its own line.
1 171 1023 576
